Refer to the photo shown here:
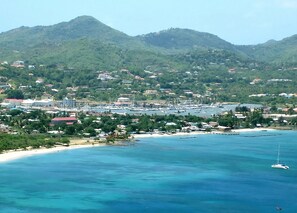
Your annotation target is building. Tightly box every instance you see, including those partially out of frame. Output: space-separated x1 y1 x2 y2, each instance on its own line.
144 90 158 95
11 61 25 68
61 97 76 108
0 84 11 90
114 97 132 106
1 99 23 108
97 73 114 81
33 99 53 107
50 117 77 126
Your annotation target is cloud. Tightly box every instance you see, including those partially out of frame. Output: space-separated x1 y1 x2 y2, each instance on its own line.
276 0 297 9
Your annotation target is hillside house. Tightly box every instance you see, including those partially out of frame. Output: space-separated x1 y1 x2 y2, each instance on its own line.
144 90 158 95
97 73 114 81
11 61 25 68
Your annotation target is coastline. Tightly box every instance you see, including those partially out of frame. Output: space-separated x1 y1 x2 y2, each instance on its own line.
231 127 276 133
0 139 106 163
132 131 207 138
0 128 277 163
132 128 276 138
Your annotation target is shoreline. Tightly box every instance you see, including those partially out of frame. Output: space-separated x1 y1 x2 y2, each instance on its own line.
231 127 276 133
132 131 207 138
0 128 279 163
132 128 276 138
0 139 106 163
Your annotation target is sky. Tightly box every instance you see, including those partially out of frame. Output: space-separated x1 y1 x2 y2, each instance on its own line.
1 0 297 45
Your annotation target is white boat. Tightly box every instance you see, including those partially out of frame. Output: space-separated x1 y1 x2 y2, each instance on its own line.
271 144 289 169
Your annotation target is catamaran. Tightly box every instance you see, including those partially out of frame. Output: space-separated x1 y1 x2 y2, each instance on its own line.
271 144 289 169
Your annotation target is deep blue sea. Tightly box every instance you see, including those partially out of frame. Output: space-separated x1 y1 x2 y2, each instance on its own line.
1 130 297 213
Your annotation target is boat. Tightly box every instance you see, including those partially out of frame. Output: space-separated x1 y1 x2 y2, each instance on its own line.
271 144 289 169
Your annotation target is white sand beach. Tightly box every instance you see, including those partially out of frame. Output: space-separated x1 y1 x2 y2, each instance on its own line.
0 139 106 163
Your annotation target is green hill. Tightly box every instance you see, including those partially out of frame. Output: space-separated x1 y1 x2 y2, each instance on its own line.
1 16 297 105
0 16 140 48
0 15 296 69
0 16 157 68
137 28 237 52
238 34 297 66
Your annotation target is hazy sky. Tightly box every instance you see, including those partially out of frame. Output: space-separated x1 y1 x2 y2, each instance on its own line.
1 0 297 45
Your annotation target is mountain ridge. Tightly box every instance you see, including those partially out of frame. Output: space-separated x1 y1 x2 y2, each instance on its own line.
0 16 296 67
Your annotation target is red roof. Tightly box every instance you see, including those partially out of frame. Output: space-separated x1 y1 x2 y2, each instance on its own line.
52 117 77 121
5 99 23 102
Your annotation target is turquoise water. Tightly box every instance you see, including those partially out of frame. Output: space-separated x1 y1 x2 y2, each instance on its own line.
1 130 297 212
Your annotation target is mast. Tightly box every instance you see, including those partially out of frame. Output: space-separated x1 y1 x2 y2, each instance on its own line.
277 143 280 164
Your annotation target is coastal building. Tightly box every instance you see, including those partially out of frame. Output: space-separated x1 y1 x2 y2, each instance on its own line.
22 99 35 108
217 125 231 132
61 97 76 108
33 99 53 107
114 97 132 106
50 117 78 126
235 114 246 119
201 122 212 129
208 122 219 127
1 99 23 108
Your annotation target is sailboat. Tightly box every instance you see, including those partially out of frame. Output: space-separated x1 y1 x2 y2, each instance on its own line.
271 144 289 169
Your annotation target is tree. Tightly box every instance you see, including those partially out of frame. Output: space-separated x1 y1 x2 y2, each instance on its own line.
85 127 96 137
6 89 24 99
290 117 297 126
218 113 237 128
247 110 265 127
65 125 76 135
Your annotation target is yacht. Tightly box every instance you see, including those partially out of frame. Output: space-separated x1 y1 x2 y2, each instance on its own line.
271 163 289 169
271 144 289 169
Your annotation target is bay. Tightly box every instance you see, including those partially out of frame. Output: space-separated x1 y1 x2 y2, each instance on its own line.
0 130 297 212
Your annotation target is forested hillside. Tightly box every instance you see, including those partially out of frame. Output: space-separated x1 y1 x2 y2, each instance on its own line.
238 34 297 66
137 28 238 53
0 16 296 104
1 16 296 68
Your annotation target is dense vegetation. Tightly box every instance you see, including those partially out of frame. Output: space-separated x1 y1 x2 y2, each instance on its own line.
0 134 69 153
0 16 297 105
137 28 236 52
1 52 297 105
1 105 297 152
1 107 297 137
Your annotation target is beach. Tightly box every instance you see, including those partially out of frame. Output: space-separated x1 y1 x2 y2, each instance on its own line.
0 139 106 163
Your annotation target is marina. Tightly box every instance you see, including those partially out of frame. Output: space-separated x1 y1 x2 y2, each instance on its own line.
89 103 263 117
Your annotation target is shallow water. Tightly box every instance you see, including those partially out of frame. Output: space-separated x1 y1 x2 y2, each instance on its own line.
0 130 297 212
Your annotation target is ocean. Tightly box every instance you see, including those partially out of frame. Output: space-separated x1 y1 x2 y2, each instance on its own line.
0 130 297 212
